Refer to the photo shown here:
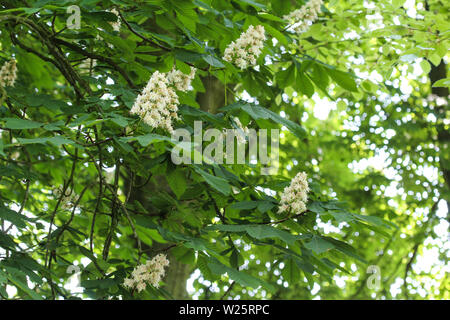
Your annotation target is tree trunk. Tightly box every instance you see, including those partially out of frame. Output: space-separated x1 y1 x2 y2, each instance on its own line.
126 74 233 299
425 0 449 215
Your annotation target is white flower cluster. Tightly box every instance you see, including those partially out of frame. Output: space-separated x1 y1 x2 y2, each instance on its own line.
223 25 266 70
167 66 196 92
283 0 323 34
0 59 17 88
278 172 310 214
131 68 196 133
110 8 121 32
123 254 170 292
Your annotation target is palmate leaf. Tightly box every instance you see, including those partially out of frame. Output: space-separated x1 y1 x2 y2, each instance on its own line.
304 235 335 255
327 68 358 92
221 101 307 139
16 136 75 147
205 224 302 245
282 256 301 284
207 259 275 292
157 226 220 256
320 236 367 264
0 206 29 228
2 118 43 129
308 201 396 234
4 272 43 300
228 201 259 210
202 55 225 68
166 168 187 199
193 166 231 195
0 232 17 249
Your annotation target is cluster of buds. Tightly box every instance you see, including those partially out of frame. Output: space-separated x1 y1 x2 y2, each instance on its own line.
278 172 310 214
109 8 121 32
223 25 266 70
283 0 323 34
123 254 170 292
0 59 17 88
54 187 78 210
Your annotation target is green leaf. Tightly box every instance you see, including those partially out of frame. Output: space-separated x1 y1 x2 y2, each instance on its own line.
295 72 315 98
0 232 16 249
228 201 259 210
193 167 231 195
0 206 28 228
203 55 225 68
130 134 172 147
176 12 197 33
3 118 43 130
276 65 296 88
304 235 334 254
206 224 300 245
0 141 5 157
245 225 299 245
133 215 158 229
81 278 117 289
157 227 217 254
179 105 227 126
235 0 266 9
221 102 306 138
420 59 431 74
208 260 275 292
197 255 216 279
230 248 240 269
6 273 43 300
171 246 195 265
108 114 130 127
352 213 395 230
166 169 187 199
263 24 287 46
43 120 64 131
282 257 300 284
310 63 330 91
17 136 74 147
257 201 275 213
322 237 367 263
432 78 450 88
327 69 358 92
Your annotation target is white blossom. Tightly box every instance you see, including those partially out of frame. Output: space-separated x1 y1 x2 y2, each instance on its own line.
278 172 310 214
223 25 266 70
110 8 121 32
130 71 180 134
167 66 196 92
427 94 448 107
123 254 170 292
283 0 323 34
0 59 17 88
54 187 77 210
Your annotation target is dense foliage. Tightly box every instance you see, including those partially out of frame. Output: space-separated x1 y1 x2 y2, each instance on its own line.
0 0 448 300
